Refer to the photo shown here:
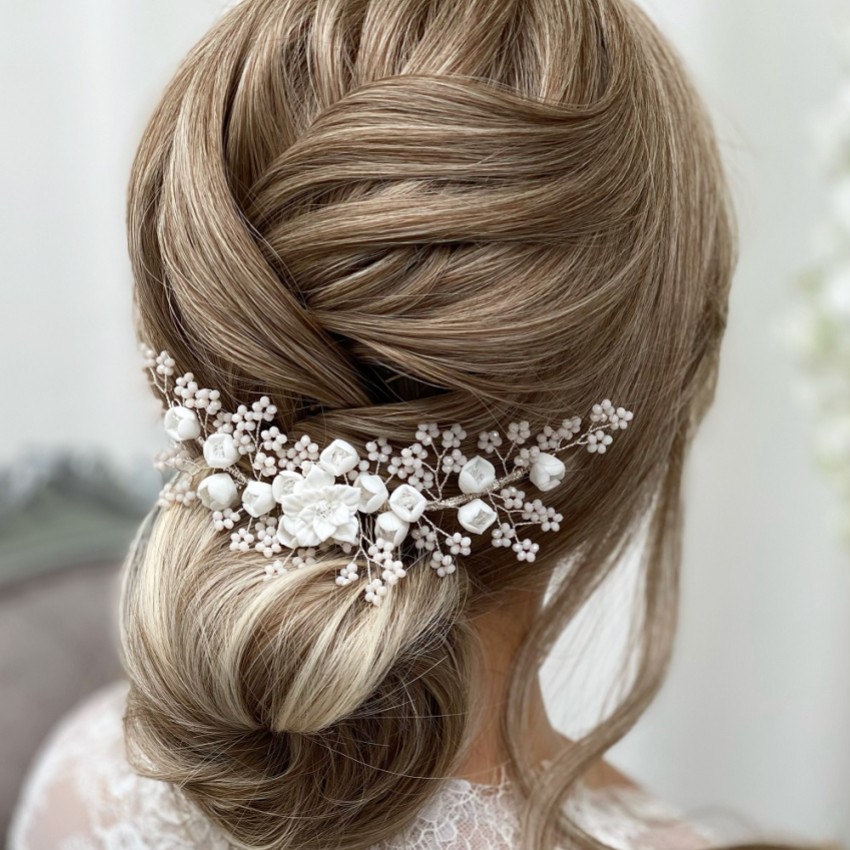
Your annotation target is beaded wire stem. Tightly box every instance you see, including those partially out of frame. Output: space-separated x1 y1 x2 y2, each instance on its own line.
142 345 633 606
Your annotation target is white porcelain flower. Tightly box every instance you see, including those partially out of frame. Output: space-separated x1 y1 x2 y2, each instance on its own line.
375 510 410 546
197 473 238 511
318 438 360 476
529 453 566 491
457 498 498 534
458 455 497 494
204 433 240 469
242 480 276 518
272 470 304 503
164 405 201 441
354 472 388 513
388 483 427 523
276 464 361 548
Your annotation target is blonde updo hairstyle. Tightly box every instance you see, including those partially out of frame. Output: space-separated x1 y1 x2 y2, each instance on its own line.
121 1 737 849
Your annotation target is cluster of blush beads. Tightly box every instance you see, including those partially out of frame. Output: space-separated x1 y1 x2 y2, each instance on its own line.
536 417 582 449
153 446 182 473
343 438 393 483
586 431 613 453
512 538 540 562
386 442 435 491
230 527 255 553
284 435 320 471
212 508 241 531
249 431 324 478
586 400 633 453
506 421 532 443
212 398 278 458
447 531 472 555
411 526 437 552
364 578 388 606
335 561 360 587
253 518 283 558
591 399 633 430
264 560 288 579
512 443 543 468
431 551 457 576
499 486 525 509
156 476 196 507
522 498 563 531
290 547 318 569
491 522 516 548
367 539 407 585
409 527 471 578
141 347 176 378
174 373 222 415
262 548 319 581
477 429 504 453
412 423 469 476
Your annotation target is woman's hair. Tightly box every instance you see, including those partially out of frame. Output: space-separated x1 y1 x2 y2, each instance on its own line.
120 1 735 848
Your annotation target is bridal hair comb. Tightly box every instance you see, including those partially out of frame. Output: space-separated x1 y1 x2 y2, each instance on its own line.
141 345 634 605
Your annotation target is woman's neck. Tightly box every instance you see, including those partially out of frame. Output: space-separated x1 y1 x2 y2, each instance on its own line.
454 590 634 791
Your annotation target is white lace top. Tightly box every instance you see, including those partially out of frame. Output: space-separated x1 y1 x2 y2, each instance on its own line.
8 681 713 850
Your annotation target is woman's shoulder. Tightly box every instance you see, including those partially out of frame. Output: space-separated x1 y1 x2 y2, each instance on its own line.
565 779 716 850
8 679 227 850
569 757 715 850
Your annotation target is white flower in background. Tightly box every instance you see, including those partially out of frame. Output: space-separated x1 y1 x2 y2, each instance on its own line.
164 405 201 441
375 510 409 546
457 499 497 534
458 455 497 494
204 433 241 468
354 472 388 513
319 438 360 476
197 473 239 511
241 480 276 518
529 453 566 491
832 176 850 234
788 49 850 547
824 268 850 316
272 470 304 503
388 483 427 522
277 464 360 548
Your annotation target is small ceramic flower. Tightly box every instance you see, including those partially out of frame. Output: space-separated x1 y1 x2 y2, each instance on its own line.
354 472 389 513
204 433 241 468
164 405 201 441
458 455 497 494
319 438 360 476
375 510 410 546
457 498 498 534
529 453 566 491
197 473 239 511
242 480 276 518
272 470 304 502
388 483 427 523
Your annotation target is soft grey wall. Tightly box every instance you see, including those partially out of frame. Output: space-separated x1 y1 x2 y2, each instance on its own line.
603 0 850 842
1 0 847 843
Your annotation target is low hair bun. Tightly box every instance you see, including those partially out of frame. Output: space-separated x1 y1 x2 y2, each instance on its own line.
122 505 477 848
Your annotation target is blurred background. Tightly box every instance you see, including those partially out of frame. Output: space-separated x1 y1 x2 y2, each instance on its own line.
1 0 849 845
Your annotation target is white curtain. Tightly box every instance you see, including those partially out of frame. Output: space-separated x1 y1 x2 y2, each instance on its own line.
1 0 847 842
